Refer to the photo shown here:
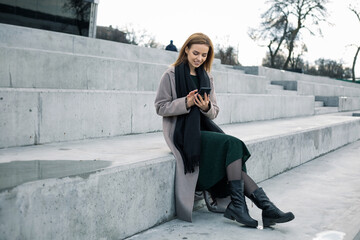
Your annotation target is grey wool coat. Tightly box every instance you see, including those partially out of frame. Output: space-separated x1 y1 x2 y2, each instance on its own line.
154 66 220 222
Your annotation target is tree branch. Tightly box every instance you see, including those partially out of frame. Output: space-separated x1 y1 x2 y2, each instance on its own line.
349 6 360 23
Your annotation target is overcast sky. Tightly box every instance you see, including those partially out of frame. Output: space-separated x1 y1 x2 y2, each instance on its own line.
97 0 360 73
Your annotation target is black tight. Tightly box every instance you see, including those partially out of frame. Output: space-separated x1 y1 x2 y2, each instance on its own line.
226 158 243 181
226 159 259 197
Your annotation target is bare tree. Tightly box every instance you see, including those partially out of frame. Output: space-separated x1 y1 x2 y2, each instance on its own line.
289 43 308 70
262 50 287 68
349 5 360 82
122 25 162 49
303 58 350 79
249 5 290 68
250 0 329 70
351 47 360 82
215 45 241 66
315 58 346 79
96 25 130 44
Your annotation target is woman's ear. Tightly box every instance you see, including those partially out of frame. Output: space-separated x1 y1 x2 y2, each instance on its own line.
185 46 189 54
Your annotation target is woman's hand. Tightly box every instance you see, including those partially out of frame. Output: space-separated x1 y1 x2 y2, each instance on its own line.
194 92 210 112
186 90 198 109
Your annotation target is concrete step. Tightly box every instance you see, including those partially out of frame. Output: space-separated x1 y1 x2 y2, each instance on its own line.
340 97 360 111
315 107 339 115
242 66 360 90
267 84 284 90
266 89 298 95
1 112 359 239
2 22 360 98
0 23 178 65
0 88 315 148
0 23 225 73
270 81 297 91
0 46 268 94
315 101 324 107
128 140 360 240
267 80 360 98
298 81 360 97
218 64 246 74
315 96 360 112
0 46 169 91
212 70 268 94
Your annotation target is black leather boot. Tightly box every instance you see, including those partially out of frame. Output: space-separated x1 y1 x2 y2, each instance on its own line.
223 180 258 228
250 188 295 227
203 190 230 213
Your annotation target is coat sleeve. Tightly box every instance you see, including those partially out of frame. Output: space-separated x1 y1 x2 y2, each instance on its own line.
155 71 191 117
200 73 219 120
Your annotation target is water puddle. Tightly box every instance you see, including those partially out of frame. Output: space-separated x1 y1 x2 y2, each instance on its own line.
0 160 112 191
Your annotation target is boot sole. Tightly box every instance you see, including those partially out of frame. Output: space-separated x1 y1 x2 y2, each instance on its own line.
263 213 295 227
224 209 258 228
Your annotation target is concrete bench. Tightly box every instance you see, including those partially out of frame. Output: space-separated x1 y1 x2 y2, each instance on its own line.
0 88 315 148
242 66 360 90
1 112 359 239
0 46 267 94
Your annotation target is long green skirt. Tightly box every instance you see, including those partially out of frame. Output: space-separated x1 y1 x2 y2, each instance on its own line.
196 131 251 191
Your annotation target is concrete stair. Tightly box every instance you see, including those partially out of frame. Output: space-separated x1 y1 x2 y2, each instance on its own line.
1 23 319 149
1 113 360 239
241 66 360 91
0 23 178 65
315 106 339 115
0 42 267 93
266 82 298 95
0 87 315 148
1 23 360 240
267 84 284 90
315 101 324 107
313 100 340 114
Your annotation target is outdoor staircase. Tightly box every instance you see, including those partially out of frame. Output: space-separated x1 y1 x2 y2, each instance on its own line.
314 100 339 114
266 82 298 95
1 23 360 240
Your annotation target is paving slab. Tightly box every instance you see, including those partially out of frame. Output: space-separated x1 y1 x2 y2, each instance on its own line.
127 139 360 240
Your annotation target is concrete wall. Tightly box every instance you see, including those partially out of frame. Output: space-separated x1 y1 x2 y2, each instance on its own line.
0 46 267 93
0 88 315 148
0 23 178 64
297 81 360 97
0 46 169 91
0 156 176 240
242 66 360 89
339 97 360 111
215 94 314 125
0 89 160 148
268 79 360 98
0 23 230 69
244 120 360 180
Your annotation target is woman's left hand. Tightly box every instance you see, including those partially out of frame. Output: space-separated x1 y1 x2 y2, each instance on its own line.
194 93 210 112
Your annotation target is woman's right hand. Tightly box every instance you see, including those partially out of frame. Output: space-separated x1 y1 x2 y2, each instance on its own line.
186 89 198 108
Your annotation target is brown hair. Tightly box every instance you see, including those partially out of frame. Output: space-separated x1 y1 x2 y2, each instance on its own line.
173 33 214 72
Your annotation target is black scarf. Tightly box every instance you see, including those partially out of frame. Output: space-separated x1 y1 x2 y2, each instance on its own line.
173 62 224 174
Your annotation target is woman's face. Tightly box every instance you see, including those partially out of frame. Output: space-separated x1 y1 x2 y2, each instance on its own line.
185 44 209 71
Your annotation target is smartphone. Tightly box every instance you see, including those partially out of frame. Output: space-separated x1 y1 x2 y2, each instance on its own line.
198 87 211 97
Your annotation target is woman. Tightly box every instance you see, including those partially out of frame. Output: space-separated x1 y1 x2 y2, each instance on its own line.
154 33 294 228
